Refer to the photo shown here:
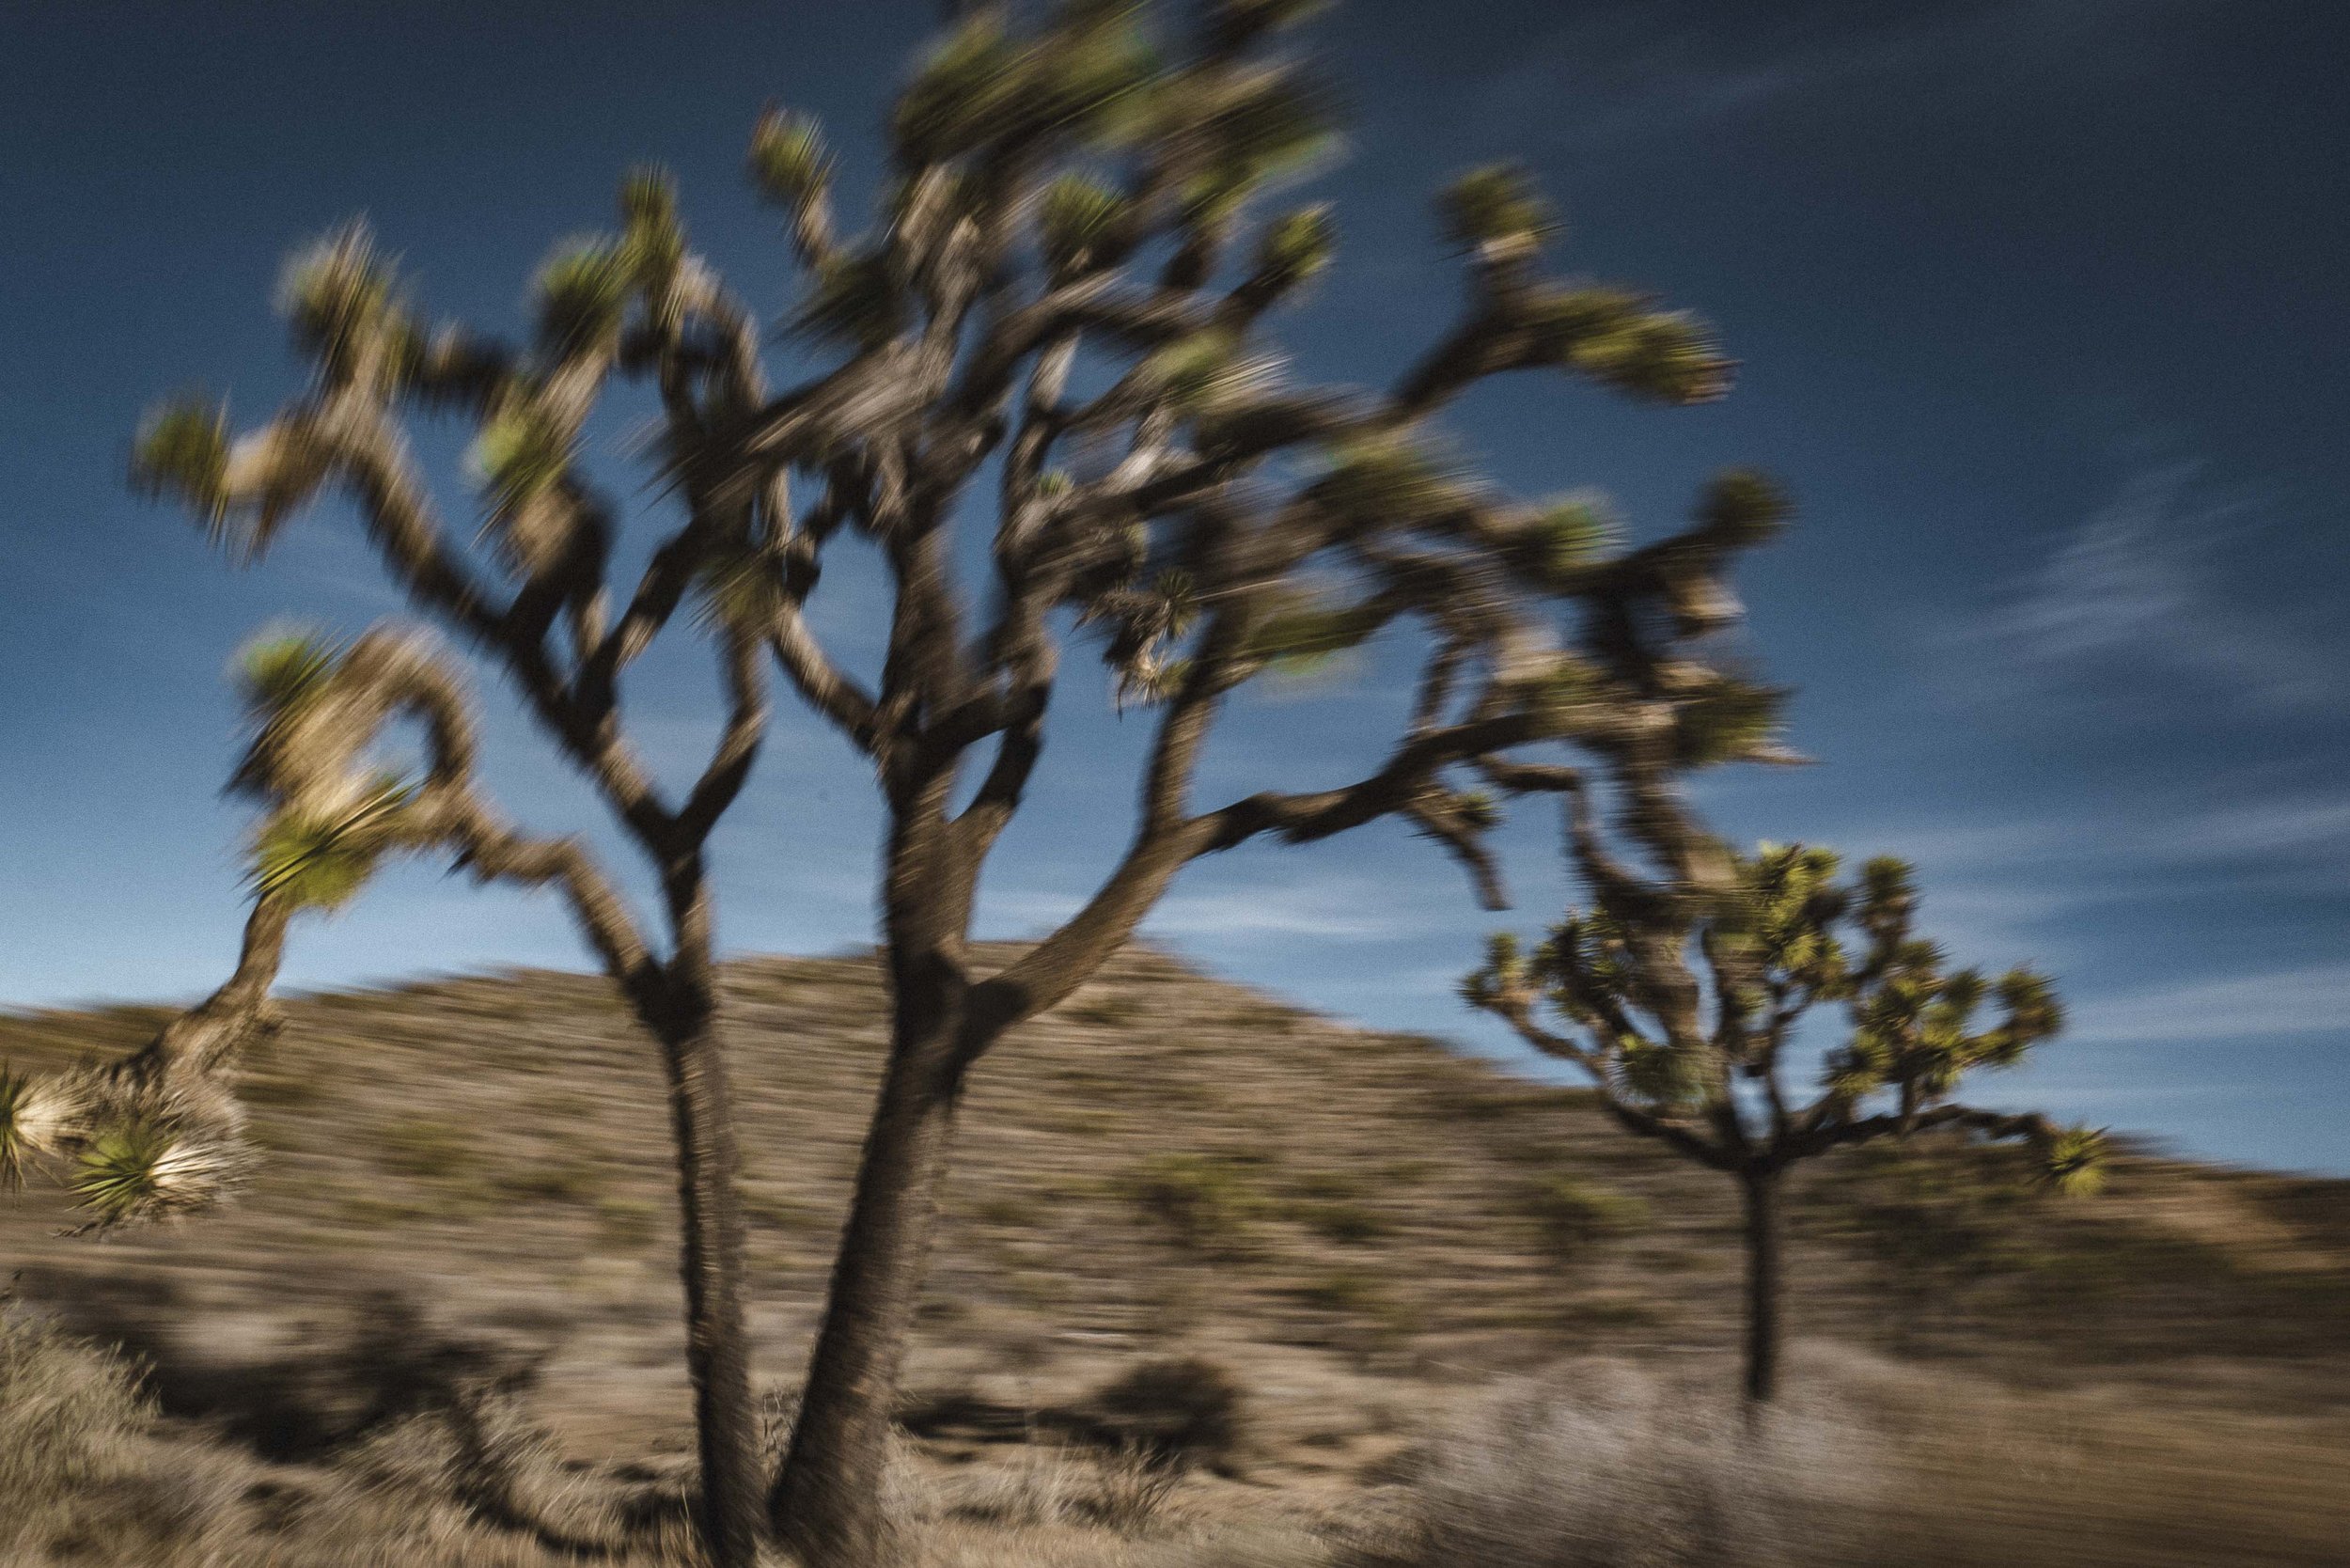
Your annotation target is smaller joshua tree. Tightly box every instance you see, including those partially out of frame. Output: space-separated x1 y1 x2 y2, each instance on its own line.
1465 814 2104 1404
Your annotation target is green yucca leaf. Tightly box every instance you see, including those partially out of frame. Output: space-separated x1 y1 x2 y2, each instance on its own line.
793 253 906 351
1618 1037 1703 1107
234 630 341 716
249 778 413 911
1566 308 1734 405
693 540 786 635
533 241 631 358
469 402 570 512
278 225 401 367
1039 172 1129 271
618 165 686 288
749 109 835 209
1199 71 1339 196
1243 594 1386 669
1698 469 1791 548
1315 436 1460 522
1672 677 1788 768
71 1121 225 1228
892 11 1026 165
1145 329 1260 410
1032 7 1158 140
131 399 232 522
2039 1125 2108 1197
1439 163 1553 251
1255 204 1335 289
1525 494 1618 579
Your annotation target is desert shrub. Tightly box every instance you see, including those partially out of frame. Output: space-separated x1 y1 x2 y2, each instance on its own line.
1084 1356 1248 1472
1520 1175 1651 1255
927 1441 1180 1536
1345 1360 1877 1568
1126 1153 1263 1252
0 1303 248 1564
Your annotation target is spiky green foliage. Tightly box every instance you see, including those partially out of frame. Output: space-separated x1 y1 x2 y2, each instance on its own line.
1440 163 1554 250
1519 494 1618 582
234 631 341 717
618 165 687 290
70 1121 223 1229
1313 435 1465 523
2039 1124 2109 1196
1144 328 1267 410
248 776 414 912
1255 202 1335 291
1178 69 1340 222
130 399 231 523
469 401 570 513
748 108 835 210
793 252 907 351
533 240 631 358
277 224 403 372
1671 676 1789 768
1040 171 1132 273
1243 591 1390 671
1699 469 1793 549
892 5 1156 166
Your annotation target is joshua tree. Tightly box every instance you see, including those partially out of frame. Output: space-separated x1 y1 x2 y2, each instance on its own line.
124 0 1810 1559
130 208 776 1555
719 4 1813 1557
1465 811 2105 1403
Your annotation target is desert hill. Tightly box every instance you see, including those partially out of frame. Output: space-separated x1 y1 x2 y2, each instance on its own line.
5 944 2348 1566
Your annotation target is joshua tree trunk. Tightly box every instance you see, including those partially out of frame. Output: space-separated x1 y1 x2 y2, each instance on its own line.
770 969 969 1562
773 792 978 1566
647 992 760 1567
1740 1164 1784 1405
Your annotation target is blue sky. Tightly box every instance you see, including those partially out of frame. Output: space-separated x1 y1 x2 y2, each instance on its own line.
3 0 2343 1172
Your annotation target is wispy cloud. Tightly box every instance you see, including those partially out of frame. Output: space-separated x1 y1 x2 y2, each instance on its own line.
1471 0 2203 152
1971 460 2338 711
2067 961 2350 1045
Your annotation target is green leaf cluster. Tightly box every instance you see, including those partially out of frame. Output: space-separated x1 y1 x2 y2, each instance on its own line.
1040 172 1132 273
235 631 341 717
748 109 834 211
248 775 415 912
533 240 631 358
1439 164 1554 250
131 399 231 522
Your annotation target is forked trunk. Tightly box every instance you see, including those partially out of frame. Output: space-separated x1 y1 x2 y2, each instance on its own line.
770 959 969 1565
646 988 762 1568
1740 1164 1784 1405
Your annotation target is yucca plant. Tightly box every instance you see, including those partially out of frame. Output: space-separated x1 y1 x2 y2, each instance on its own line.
131 3 1791 1561
1464 652 2103 1406
69 1121 231 1231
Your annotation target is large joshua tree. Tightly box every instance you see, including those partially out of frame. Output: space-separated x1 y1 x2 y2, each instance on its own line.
722 3 1808 1558
1463 750 2107 1403
122 0 1804 1560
